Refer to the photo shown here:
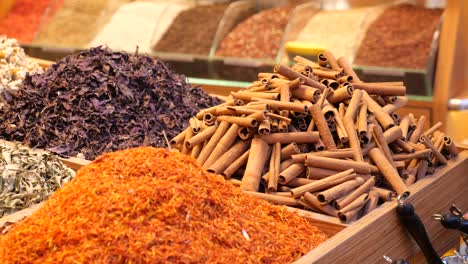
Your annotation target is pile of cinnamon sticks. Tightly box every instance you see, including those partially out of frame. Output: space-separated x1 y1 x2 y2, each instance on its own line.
170 50 459 222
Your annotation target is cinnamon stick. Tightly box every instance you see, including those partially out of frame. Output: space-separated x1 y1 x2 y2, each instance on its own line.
309 104 337 150
203 123 240 168
416 160 429 180
280 143 302 161
357 103 368 135
240 138 270 192
394 139 416 153
286 177 315 188
292 149 354 162
291 85 320 103
353 83 406 96
278 163 305 184
334 177 375 209
189 117 202 134
262 159 295 185
274 64 326 90
421 121 443 138
180 129 194 155
259 131 319 144
316 177 365 203
290 169 356 198
338 206 363 222
409 115 426 143
207 140 251 174
221 150 249 179
252 97 308 112
362 190 379 215
337 56 361 83
338 193 368 218
369 148 408 195
258 119 271 135
170 127 189 147
267 143 281 192
382 96 409 113
190 142 203 159
186 125 217 148
443 136 459 156
197 121 231 165
400 116 410 140
306 167 344 179
344 89 364 162
420 136 447 164
338 75 353 83
362 90 395 130
322 50 340 69
372 124 396 168
303 192 338 217
373 187 395 202
392 149 432 161
328 85 354 104
244 191 299 207
217 116 258 128
305 155 375 174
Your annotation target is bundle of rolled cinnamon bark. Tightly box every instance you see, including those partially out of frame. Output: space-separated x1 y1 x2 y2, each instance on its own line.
170 50 459 222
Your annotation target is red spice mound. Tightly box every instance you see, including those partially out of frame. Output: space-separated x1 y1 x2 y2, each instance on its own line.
216 6 293 59
354 4 443 69
0 0 62 43
0 147 327 263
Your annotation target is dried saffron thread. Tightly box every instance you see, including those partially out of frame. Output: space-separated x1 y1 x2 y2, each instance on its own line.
0 147 327 263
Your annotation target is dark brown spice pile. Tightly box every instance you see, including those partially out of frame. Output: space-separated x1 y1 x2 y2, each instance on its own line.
354 4 443 69
0 47 220 159
0 147 328 263
153 4 228 55
216 6 294 59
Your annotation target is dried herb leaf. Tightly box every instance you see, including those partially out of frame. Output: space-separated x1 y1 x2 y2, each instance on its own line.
0 143 75 217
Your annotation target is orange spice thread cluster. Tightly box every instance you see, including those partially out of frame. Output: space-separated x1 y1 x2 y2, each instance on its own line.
0 147 327 263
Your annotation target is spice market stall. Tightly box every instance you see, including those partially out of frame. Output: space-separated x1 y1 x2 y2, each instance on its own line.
0 0 467 263
0 43 467 262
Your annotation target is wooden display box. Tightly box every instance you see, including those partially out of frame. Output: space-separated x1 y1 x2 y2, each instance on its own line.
296 150 468 263
1 150 466 263
2 59 464 263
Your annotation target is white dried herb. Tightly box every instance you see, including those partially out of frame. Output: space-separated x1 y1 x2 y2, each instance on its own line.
0 144 75 217
0 36 42 106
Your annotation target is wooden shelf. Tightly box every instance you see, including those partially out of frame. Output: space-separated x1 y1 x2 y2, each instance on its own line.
433 0 468 130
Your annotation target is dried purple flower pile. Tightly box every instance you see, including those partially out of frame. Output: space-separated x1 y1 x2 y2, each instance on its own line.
0 46 220 159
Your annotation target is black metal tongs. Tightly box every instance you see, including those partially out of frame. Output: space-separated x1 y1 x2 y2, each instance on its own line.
396 193 444 264
433 205 468 235
434 205 468 259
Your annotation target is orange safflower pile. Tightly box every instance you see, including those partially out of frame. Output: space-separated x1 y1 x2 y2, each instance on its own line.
0 147 327 263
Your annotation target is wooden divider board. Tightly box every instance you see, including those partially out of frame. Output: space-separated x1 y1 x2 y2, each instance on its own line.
0 139 90 171
0 203 42 230
295 151 468 264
